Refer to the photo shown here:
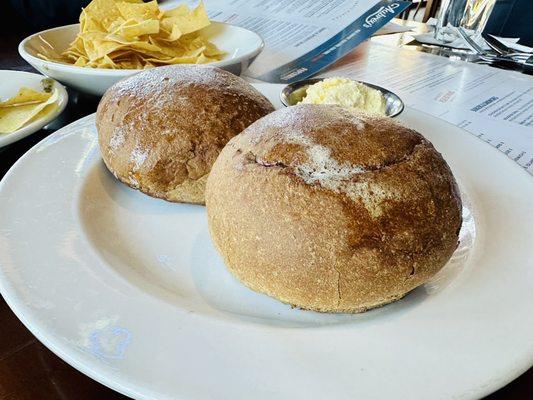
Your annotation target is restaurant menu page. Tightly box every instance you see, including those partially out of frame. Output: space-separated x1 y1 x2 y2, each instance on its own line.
321 44 533 175
175 0 410 82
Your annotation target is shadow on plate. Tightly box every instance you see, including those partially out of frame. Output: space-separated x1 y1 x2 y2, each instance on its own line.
78 161 477 328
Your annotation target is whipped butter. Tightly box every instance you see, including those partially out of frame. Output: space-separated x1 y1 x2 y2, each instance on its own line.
299 77 387 115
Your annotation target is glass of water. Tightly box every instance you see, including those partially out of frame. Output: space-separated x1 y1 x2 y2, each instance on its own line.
435 0 496 41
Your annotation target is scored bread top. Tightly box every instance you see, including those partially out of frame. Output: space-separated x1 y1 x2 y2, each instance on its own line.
221 104 461 240
96 65 275 200
232 104 430 200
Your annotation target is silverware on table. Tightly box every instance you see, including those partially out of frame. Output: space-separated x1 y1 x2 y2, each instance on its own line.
458 27 533 72
458 27 487 55
481 33 533 58
280 78 405 118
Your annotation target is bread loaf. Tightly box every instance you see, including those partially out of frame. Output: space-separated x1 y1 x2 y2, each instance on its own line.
96 65 275 204
206 104 462 313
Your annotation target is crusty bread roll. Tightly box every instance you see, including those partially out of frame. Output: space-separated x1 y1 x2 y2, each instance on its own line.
96 65 274 204
206 104 462 313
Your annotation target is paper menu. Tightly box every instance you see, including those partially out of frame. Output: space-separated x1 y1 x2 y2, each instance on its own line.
172 0 409 82
320 44 533 174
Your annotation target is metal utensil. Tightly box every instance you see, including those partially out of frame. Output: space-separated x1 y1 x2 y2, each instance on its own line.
482 33 512 55
458 27 487 55
458 27 533 70
481 33 533 57
280 78 405 118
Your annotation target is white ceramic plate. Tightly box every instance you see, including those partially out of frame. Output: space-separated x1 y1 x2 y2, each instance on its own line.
0 84 532 400
19 22 263 96
0 70 68 148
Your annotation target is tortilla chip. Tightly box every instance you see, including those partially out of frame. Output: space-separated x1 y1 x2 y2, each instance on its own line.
73 56 89 66
163 4 190 18
0 89 59 134
80 8 105 33
116 0 160 22
40 0 224 69
0 87 51 108
164 2 210 35
117 19 160 39
83 0 123 31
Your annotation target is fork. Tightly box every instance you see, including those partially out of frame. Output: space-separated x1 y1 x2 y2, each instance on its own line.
458 27 533 65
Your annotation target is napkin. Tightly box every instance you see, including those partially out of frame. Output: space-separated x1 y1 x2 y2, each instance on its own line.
412 18 533 53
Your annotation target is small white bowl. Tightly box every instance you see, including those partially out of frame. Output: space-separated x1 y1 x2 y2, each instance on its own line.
0 70 68 148
19 22 264 96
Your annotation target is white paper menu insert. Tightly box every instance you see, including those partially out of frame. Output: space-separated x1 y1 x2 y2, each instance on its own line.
173 0 388 78
321 44 533 175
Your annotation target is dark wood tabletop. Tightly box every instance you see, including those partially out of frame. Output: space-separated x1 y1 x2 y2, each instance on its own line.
0 17 531 400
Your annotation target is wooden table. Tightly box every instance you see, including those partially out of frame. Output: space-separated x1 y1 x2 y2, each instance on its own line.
0 21 531 400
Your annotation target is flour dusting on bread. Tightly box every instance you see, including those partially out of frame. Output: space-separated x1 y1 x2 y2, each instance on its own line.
109 126 125 151
131 146 148 170
230 104 432 217
263 127 366 192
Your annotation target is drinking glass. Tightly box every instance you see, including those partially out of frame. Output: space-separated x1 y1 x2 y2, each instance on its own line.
435 0 496 41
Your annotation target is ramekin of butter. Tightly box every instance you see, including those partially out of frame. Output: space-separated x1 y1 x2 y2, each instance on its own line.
280 77 404 118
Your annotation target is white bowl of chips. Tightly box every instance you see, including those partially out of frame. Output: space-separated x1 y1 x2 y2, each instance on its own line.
18 2 263 96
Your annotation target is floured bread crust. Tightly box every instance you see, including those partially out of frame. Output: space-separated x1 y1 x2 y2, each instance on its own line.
96 65 275 204
206 104 462 313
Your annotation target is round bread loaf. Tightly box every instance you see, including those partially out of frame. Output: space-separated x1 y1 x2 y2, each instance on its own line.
96 65 275 204
206 104 462 313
